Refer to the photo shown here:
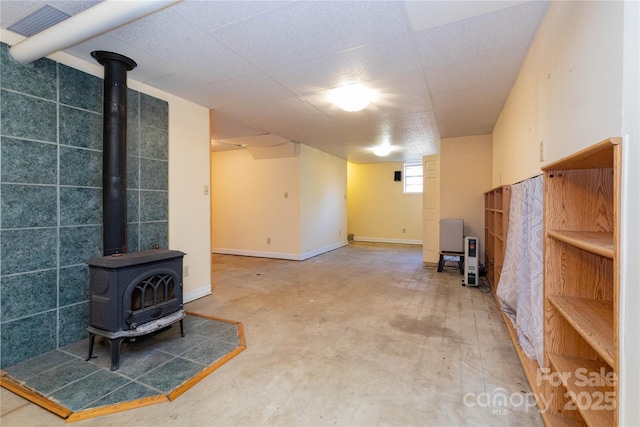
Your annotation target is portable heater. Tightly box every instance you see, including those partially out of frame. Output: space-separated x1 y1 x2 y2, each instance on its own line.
463 236 479 286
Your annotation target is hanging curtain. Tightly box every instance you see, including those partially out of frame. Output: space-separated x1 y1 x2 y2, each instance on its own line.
496 175 544 367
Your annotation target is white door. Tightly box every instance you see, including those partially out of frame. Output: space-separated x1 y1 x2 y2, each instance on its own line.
422 154 440 264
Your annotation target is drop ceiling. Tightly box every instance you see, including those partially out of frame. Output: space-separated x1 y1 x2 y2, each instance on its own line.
0 0 549 163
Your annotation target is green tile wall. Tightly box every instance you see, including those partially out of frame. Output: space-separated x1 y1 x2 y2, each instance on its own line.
0 42 169 368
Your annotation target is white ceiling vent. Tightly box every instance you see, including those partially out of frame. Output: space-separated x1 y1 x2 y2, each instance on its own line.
7 5 71 37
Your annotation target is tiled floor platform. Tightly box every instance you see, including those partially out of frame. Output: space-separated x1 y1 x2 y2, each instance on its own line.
1 314 244 421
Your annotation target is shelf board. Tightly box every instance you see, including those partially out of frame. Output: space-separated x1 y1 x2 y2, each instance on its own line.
548 295 615 367
547 231 614 259
542 137 621 171
541 412 587 427
495 306 547 412
548 353 615 427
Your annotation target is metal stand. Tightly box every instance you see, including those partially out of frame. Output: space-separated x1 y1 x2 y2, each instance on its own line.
437 251 464 274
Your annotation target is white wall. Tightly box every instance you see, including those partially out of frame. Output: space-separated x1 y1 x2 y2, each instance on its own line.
493 1 624 186
211 149 301 259
211 144 347 260
299 145 348 258
347 162 423 244
167 99 211 301
619 1 640 423
440 134 492 263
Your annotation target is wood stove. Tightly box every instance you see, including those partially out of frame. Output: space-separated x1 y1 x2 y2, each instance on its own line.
87 249 186 370
85 50 186 371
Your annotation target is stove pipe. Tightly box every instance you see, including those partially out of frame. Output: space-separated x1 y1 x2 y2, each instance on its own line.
92 51 137 256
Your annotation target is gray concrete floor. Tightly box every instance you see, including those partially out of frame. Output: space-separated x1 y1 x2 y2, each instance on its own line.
1 242 544 426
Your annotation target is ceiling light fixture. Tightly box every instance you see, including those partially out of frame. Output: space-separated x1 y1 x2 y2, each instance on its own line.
373 144 392 157
330 83 376 112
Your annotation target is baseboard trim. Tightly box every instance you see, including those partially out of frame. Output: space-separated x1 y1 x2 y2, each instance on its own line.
212 248 300 260
183 285 211 303
212 241 349 261
353 237 422 245
299 241 348 260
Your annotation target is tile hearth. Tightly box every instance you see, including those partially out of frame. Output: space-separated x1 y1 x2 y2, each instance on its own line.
1 314 244 421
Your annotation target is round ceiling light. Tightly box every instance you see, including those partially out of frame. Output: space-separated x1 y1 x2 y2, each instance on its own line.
373 144 392 157
330 83 376 112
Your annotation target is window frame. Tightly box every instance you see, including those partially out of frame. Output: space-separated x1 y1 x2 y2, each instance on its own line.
403 160 423 194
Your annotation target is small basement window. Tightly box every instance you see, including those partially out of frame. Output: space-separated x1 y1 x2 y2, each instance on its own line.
404 160 423 194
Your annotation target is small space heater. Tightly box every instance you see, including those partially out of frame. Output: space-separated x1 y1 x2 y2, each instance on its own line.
463 236 479 286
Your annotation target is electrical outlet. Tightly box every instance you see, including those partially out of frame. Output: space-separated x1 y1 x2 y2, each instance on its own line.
284 192 288 199
267 237 271 245
539 141 544 162
184 266 189 277
203 185 209 195
402 228 406 233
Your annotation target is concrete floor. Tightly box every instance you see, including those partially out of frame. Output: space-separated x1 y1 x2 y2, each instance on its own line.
1 242 544 426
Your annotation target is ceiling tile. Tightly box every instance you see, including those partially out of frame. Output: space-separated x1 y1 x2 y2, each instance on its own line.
210 111 267 140
436 100 504 125
430 81 512 111
404 1 530 32
0 0 549 163
109 8 259 83
146 71 209 93
178 73 297 110
66 35 184 82
414 1 549 68
211 1 410 69
438 121 494 138
425 53 524 93
268 35 422 94
174 1 288 32
108 7 183 52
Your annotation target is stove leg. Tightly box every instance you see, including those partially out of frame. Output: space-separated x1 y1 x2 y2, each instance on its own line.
180 319 185 337
110 337 124 371
86 333 96 361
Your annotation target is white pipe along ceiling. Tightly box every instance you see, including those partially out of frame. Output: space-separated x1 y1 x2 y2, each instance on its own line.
9 0 180 64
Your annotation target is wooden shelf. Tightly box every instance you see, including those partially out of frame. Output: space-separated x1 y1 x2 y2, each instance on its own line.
496 308 546 410
548 295 615 367
548 353 615 427
547 231 614 259
541 413 587 427
484 185 510 294
542 137 620 426
542 137 621 170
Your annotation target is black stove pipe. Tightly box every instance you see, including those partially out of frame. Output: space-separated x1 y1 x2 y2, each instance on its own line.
92 51 137 256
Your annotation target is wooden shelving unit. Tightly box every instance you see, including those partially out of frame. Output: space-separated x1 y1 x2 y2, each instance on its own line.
484 185 510 291
541 137 621 427
485 184 551 415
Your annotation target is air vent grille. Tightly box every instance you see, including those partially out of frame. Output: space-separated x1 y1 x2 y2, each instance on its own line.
7 5 71 37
